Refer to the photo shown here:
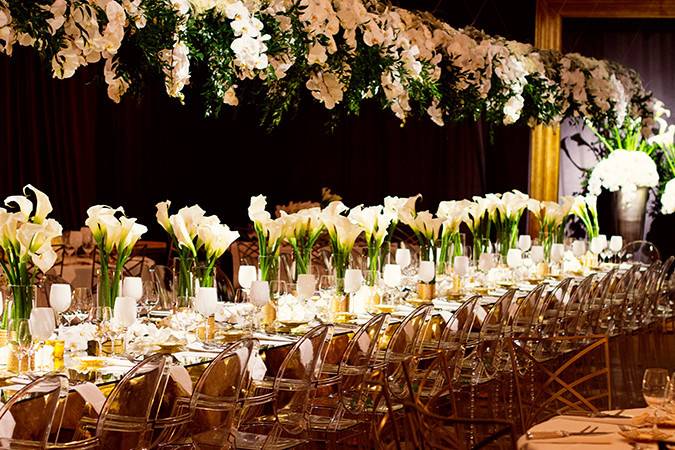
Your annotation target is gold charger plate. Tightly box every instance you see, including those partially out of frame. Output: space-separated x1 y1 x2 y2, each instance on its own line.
76 356 107 369
407 298 432 307
445 292 464 301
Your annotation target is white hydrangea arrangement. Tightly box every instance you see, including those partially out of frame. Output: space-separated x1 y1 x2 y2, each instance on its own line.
662 179 675 215
588 150 659 199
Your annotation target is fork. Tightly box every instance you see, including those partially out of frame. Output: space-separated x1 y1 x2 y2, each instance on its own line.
527 426 612 440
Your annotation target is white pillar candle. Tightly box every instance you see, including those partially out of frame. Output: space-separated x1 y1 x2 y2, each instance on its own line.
114 297 137 328
249 281 270 307
49 283 72 313
238 265 257 289
453 256 470 277
29 307 56 341
195 287 218 315
506 249 523 269
418 261 435 283
296 274 316 299
344 269 363 294
530 246 545 264
383 264 402 288
395 248 411 268
550 243 565 263
122 277 143 300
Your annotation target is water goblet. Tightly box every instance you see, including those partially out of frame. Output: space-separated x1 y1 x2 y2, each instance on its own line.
643 368 670 425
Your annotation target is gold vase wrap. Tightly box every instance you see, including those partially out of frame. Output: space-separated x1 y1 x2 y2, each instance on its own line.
417 282 435 301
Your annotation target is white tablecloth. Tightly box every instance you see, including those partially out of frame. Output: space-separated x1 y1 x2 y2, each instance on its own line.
518 409 655 450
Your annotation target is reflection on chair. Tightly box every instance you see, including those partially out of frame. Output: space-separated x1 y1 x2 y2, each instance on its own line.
0 374 68 450
619 240 661 264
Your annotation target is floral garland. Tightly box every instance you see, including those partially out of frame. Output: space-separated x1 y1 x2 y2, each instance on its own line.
0 0 663 130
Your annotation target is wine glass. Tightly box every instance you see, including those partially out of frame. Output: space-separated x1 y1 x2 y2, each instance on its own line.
10 319 32 374
69 231 83 256
141 280 159 316
30 307 56 370
395 248 411 270
89 306 113 355
49 283 72 325
643 368 670 422
70 287 93 325
81 227 95 256
249 281 270 332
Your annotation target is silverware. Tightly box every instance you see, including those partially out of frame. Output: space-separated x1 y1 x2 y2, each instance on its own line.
527 426 612 440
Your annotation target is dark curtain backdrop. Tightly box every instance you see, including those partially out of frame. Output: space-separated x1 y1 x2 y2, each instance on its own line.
563 18 675 257
0 0 534 237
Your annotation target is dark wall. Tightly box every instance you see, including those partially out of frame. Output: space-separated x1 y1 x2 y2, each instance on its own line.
0 0 535 236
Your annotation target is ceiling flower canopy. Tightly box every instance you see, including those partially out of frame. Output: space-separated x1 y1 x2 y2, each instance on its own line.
0 0 663 131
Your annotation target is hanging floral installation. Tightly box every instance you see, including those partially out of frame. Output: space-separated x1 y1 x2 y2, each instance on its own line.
0 0 664 131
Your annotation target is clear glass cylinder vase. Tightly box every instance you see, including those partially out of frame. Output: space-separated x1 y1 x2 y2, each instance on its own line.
258 254 280 282
173 257 195 309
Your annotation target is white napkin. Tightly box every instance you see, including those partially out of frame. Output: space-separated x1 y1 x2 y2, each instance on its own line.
248 352 267 381
73 382 106 415
170 365 193 395
0 402 15 440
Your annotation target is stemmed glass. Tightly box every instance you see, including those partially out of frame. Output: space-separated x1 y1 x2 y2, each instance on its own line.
9 319 32 374
81 227 95 256
609 235 623 263
518 235 532 255
249 281 270 333
141 280 159 316
29 307 57 372
643 368 670 425
65 287 93 325
89 306 114 356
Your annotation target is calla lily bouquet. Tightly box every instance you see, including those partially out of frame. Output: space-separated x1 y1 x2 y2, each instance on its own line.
86 205 147 308
467 195 499 260
281 207 323 278
494 190 530 256
400 199 443 270
348 205 393 285
157 202 239 296
321 201 362 294
437 200 471 274
0 185 62 328
382 195 419 266
527 197 573 258
249 195 286 281
571 195 600 239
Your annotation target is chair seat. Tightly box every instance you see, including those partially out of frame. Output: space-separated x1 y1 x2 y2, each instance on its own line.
308 414 360 431
252 377 311 392
234 430 306 450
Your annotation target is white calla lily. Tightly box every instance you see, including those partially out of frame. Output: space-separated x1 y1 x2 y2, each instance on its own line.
4 195 33 222
23 185 52 224
155 200 172 233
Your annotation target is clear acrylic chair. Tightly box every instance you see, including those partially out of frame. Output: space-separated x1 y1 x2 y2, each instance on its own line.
64 353 170 450
235 324 334 449
509 284 548 338
557 274 596 341
308 313 389 444
619 240 661 265
375 304 434 403
153 339 255 449
0 374 68 450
